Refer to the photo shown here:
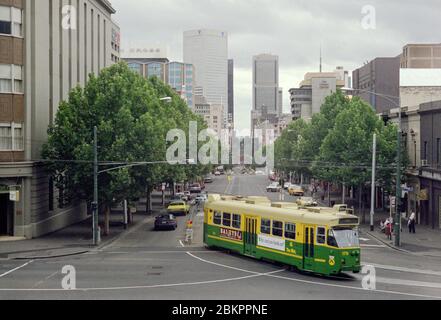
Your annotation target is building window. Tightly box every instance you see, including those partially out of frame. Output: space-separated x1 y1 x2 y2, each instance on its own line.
437 138 440 165
0 6 23 37
0 64 23 94
423 141 428 161
0 123 23 151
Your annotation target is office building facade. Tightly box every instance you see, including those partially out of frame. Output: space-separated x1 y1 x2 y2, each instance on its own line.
290 71 345 121
401 43 441 68
352 57 400 114
183 29 228 119
228 59 234 127
0 0 120 238
252 54 280 116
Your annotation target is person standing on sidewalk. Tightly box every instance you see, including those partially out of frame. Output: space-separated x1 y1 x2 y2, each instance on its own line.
408 212 416 234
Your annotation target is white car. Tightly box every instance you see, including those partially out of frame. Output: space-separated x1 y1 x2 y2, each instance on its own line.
284 182 293 190
266 183 281 192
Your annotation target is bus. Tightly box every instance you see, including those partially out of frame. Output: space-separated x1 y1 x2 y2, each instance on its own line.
203 194 361 275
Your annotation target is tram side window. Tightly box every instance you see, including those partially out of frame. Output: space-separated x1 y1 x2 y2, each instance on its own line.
285 223 296 240
327 229 338 247
223 213 231 227
232 214 241 229
213 211 222 225
272 221 283 237
261 219 271 234
317 227 326 244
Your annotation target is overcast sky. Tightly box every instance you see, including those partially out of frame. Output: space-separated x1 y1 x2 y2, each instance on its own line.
111 0 441 132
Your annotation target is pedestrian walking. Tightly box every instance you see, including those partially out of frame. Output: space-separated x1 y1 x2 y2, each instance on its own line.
408 212 416 234
385 218 393 240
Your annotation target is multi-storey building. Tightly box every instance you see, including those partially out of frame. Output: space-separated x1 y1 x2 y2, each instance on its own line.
290 71 345 121
122 52 196 108
193 95 224 137
184 29 228 119
228 59 234 127
401 43 441 68
352 57 401 114
0 0 120 238
252 54 280 116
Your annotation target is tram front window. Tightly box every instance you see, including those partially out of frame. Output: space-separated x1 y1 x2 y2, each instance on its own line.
327 227 359 248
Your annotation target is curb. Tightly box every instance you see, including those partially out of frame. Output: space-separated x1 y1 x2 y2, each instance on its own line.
11 249 91 260
365 230 414 255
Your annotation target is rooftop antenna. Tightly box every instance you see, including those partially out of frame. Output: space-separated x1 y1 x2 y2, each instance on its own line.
320 45 323 73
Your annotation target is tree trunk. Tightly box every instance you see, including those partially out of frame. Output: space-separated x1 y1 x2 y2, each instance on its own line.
104 205 110 236
146 186 153 215
359 184 364 223
342 183 346 204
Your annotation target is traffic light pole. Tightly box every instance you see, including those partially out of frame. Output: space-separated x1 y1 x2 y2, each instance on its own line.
93 126 100 246
370 133 376 231
394 103 402 247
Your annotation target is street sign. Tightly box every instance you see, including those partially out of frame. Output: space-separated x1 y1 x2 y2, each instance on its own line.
9 191 19 202
390 196 396 207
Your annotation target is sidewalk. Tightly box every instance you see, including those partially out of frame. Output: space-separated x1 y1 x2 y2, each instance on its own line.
360 211 441 257
311 190 441 257
0 194 167 260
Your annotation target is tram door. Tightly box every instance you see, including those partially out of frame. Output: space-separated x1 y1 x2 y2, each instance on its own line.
245 217 258 256
303 225 315 271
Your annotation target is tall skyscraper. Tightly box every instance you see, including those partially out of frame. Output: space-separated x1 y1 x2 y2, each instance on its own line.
228 59 234 127
252 54 280 116
183 29 228 118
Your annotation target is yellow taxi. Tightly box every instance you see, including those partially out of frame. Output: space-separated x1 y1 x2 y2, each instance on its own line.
288 184 304 196
167 201 190 216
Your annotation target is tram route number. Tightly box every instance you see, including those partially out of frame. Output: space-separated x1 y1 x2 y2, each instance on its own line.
172 304 269 318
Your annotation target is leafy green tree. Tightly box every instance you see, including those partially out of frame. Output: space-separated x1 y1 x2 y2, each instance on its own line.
42 62 210 234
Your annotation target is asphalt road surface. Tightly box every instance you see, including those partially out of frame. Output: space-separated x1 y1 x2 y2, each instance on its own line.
1 173 441 300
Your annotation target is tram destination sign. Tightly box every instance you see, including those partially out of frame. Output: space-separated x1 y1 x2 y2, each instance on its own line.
220 228 243 241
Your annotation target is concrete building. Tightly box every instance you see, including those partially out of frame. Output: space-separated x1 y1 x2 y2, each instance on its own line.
193 96 224 137
352 57 401 114
183 29 228 118
388 69 441 229
252 54 280 116
0 0 120 238
401 43 441 68
228 59 234 127
290 71 345 121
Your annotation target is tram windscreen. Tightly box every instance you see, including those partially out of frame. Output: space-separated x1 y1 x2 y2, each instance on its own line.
328 227 359 248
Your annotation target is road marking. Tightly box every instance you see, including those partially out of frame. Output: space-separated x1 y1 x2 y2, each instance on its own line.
363 263 441 276
187 252 441 299
360 244 386 248
0 260 34 279
359 238 371 241
0 269 284 292
179 240 185 247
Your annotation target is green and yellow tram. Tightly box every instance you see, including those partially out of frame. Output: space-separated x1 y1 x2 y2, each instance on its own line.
203 195 361 275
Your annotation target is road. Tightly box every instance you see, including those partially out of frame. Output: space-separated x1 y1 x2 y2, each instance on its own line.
1 173 441 300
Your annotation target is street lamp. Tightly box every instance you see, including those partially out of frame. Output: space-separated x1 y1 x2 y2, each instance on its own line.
343 88 402 246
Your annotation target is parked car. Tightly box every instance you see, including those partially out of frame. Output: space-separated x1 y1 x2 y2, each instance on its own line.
284 182 293 190
194 194 208 204
296 197 318 207
167 201 190 216
204 176 214 183
266 182 281 192
214 171 221 176
154 214 177 231
288 185 304 196
189 183 202 194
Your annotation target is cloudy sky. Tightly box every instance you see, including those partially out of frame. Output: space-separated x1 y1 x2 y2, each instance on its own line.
111 0 441 131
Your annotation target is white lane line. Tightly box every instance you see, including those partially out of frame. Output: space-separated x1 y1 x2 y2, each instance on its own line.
363 263 441 277
179 240 185 248
0 260 34 279
361 244 386 248
0 269 284 292
265 273 441 300
187 252 441 299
